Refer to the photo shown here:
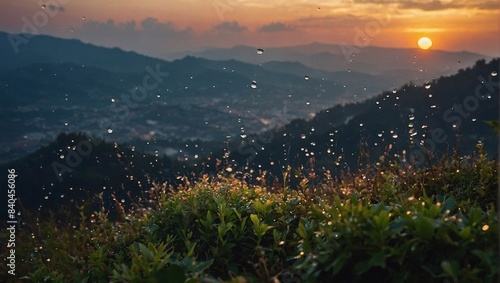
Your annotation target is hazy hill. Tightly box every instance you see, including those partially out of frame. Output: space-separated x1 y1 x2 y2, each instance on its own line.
0 132 191 215
0 31 164 73
179 43 489 82
221 58 499 177
1 32 415 163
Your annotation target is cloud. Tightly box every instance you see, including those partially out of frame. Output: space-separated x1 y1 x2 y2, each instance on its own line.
398 0 460 11
77 18 193 58
295 15 370 29
350 0 499 11
213 21 247 33
48 5 65 12
259 22 296 33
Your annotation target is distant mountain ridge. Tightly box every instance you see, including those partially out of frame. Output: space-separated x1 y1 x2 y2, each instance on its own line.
176 43 489 78
0 31 165 73
221 58 499 177
0 31 494 166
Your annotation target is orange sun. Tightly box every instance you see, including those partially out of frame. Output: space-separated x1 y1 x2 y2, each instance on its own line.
418 37 433 50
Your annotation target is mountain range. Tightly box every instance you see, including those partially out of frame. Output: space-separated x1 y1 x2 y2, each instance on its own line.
0 32 491 165
0 36 500 215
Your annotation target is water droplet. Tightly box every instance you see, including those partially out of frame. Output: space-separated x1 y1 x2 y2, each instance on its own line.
256 48 264 55
111 98 116 102
304 75 309 81
305 100 311 106
41 4 46 9
457 60 461 65
392 134 398 139
428 94 433 98
107 128 113 134
70 28 74 32
359 123 363 127
430 105 437 109
240 134 247 138
392 89 397 94
251 81 257 89
424 82 431 89
225 167 233 173
300 134 306 139
64 122 68 126
82 16 86 20
491 71 498 77
347 69 351 73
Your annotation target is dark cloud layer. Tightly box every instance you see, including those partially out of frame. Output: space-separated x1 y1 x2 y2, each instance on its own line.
259 22 296 33
213 21 247 32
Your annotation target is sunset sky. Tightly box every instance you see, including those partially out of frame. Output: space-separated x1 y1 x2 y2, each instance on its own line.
1 0 499 59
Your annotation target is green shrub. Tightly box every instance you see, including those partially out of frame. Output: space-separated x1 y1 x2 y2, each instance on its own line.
8 147 498 282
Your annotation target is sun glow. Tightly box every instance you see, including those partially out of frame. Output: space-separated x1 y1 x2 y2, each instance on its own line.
418 37 433 50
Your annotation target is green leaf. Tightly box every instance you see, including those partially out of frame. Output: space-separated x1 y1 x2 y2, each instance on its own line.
441 260 459 280
484 120 499 134
190 259 214 273
459 227 471 239
155 264 186 283
374 210 390 229
441 197 456 214
354 261 371 275
389 217 406 235
297 219 308 239
415 216 434 240
250 214 260 226
369 251 387 268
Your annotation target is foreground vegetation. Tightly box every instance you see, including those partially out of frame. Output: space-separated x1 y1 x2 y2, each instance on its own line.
5 145 499 282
